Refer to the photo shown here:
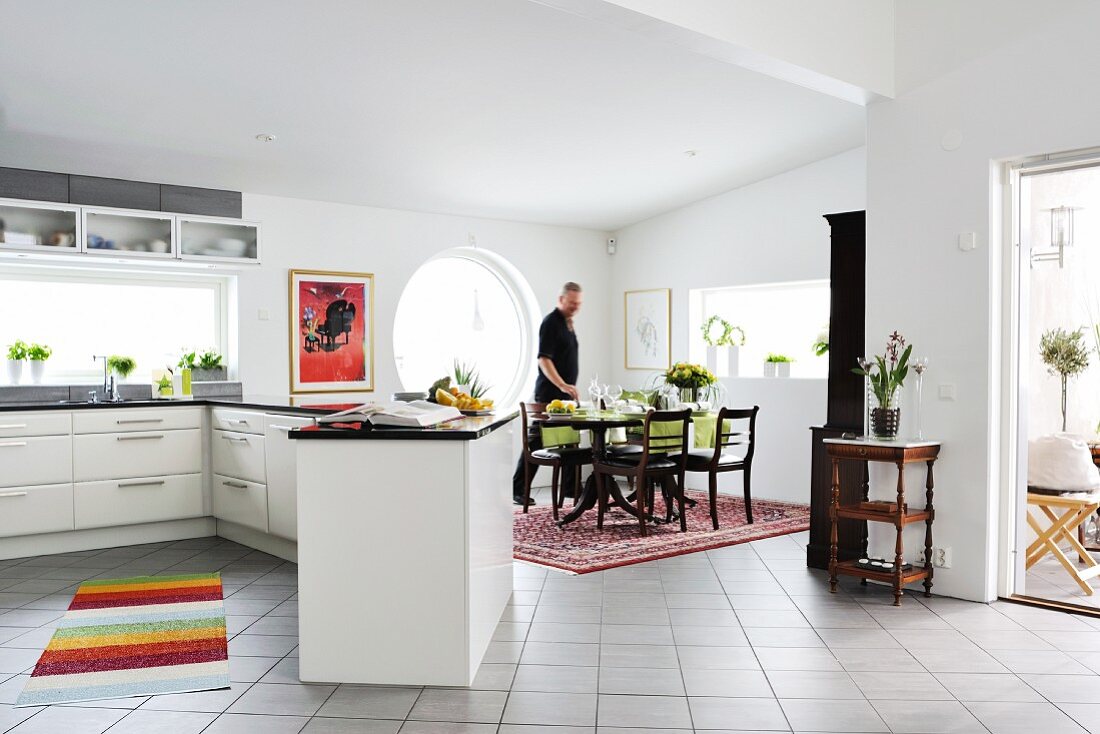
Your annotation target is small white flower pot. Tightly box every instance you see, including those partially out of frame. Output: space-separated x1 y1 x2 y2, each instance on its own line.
777 362 791 378
727 345 740 377
5 359 23 385
28 360 45 385
763 361 777 378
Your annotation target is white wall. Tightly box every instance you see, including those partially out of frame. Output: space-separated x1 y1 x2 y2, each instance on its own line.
609 147 866 503
236 194 612 401
866 2 1100 602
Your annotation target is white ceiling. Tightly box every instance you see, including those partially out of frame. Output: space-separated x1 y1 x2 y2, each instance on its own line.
0 0 865 231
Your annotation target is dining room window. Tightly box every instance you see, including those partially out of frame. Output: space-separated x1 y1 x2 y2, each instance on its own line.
393 248 539 405
0 266 228 383
691 279 830 378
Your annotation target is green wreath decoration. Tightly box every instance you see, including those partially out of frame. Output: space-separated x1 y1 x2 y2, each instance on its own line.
702 316 746 347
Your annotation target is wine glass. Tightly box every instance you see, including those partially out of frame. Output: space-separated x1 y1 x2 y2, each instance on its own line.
607 384 623 408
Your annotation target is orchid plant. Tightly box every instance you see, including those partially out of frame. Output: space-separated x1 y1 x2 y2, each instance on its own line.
853 331 913 406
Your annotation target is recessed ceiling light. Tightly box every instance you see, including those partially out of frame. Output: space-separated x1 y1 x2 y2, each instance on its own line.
255 134 277 143
683 149 698 158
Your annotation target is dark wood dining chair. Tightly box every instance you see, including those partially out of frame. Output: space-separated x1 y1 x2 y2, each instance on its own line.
679 406 759 529
593 409 691 536
519 402 591 520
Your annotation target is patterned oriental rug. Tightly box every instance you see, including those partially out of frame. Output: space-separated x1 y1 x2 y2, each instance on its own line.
514 490 810 574
16 572 230 707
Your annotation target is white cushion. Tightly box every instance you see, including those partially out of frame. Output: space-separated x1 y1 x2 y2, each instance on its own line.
1028 433 1100 492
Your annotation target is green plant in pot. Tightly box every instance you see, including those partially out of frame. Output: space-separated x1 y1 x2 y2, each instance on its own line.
852 331 912 439
5 339 27 385
764 353 794 378
453 359 489 399
107 355 137 381
1039 327 1090 432
26 343 51 385
193 349 227 382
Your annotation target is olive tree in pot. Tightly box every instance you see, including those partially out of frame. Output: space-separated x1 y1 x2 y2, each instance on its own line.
26 343 52 385
1039 327 1090 432
5 340 27 385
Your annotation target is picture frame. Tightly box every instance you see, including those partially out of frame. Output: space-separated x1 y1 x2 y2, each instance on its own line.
289 269 375 394
624 288 671 370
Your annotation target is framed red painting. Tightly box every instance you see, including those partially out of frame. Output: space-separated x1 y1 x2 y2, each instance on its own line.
289 269 374 394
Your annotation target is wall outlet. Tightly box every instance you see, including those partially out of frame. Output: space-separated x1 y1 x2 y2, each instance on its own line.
917 547 952 568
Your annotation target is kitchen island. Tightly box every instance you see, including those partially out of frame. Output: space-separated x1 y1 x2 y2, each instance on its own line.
289 411 518 687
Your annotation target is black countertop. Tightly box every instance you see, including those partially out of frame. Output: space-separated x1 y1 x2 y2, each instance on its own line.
288 411 519 441
0 394 346 415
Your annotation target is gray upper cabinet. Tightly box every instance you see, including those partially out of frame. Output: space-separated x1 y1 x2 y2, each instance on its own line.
161 185 242 219
70 176 161 212
0 168 69 203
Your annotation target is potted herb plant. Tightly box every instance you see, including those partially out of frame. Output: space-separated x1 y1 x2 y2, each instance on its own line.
764 353 794 378
1039 327 1090 432
5 339 27 385
193 349 227 381
453 359 489 398
663 362 717 403
26 343 52 384
852 331 912 439
107 355 137 381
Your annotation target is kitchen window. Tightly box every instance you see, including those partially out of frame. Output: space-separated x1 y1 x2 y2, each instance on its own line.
394 248 539 406
0 267 228 383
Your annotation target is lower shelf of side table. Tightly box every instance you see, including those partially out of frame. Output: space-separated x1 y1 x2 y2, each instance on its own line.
833 559 931 585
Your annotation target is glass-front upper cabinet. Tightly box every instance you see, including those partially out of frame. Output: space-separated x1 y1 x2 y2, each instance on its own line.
83 208 175 258
0 199 81 253
177 216 260 263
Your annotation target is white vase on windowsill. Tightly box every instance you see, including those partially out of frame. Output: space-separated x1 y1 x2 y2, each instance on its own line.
28 360 45 385
727 345 740 377
705 346 719 374
5 359 22 385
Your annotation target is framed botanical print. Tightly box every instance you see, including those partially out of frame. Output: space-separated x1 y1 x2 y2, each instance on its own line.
289 269 374 394
624 288 671 370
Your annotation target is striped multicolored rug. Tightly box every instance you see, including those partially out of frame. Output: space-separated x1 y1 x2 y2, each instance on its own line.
15 573 230 707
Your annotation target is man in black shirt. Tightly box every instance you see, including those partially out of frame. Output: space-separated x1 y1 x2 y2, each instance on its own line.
513 282 583 506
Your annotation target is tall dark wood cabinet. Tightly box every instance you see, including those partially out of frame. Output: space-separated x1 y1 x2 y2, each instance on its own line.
807 211 867 570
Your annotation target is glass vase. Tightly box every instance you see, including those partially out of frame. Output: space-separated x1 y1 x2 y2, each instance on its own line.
869 388 901 440
679 387 698 404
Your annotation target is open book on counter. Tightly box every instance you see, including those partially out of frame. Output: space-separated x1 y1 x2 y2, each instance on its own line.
316 400 463 428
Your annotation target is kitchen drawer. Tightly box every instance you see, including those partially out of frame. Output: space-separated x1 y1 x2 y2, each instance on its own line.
0 483 74 538
73 428 202 482
212 430 265 484
265 414 314 540
74 473 203 529
211 409 265 435
0 412 72 439
212 473 268 533
73 407 202 434
0 435 73 488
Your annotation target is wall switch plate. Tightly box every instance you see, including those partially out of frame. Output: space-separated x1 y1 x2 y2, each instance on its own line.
938 383 956 401
258 308 270 321
958 232 977 251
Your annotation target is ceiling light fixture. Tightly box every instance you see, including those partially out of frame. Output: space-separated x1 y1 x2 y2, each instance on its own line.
255 134 277 143
683 149 698 158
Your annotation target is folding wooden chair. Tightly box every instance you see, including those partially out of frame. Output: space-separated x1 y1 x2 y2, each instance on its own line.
1026 489 1100 595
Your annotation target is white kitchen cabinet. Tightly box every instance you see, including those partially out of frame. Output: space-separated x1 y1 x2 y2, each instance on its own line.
0 412 71 439
211 409 265 435
0 199 81 255
177 216 261 264
74 474 203 529
0 435 73 488
264 415 314 540
83 207 175 259
212 473 268 533
211 429 266 484
73 428 202 482
0 484 75 538
73 407 201 434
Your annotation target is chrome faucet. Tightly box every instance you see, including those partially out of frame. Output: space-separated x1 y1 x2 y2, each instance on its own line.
92 355 122 403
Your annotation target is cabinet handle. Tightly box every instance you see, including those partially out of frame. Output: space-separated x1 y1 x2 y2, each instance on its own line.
116 434 165 441
0 491 27 498
0 424 28 430
118 480 165 488
230 419 251 425
223 480 249 489
0 441 27 448
269 425 295 432
221 435 249 443
116 418 164 425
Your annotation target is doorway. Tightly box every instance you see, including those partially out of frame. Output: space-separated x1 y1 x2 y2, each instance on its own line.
1004 152 1100 611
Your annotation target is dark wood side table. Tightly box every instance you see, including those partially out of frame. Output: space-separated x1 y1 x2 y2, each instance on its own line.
825 438 942 606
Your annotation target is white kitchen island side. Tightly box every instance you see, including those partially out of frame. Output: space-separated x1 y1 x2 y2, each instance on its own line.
290 412 516 686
